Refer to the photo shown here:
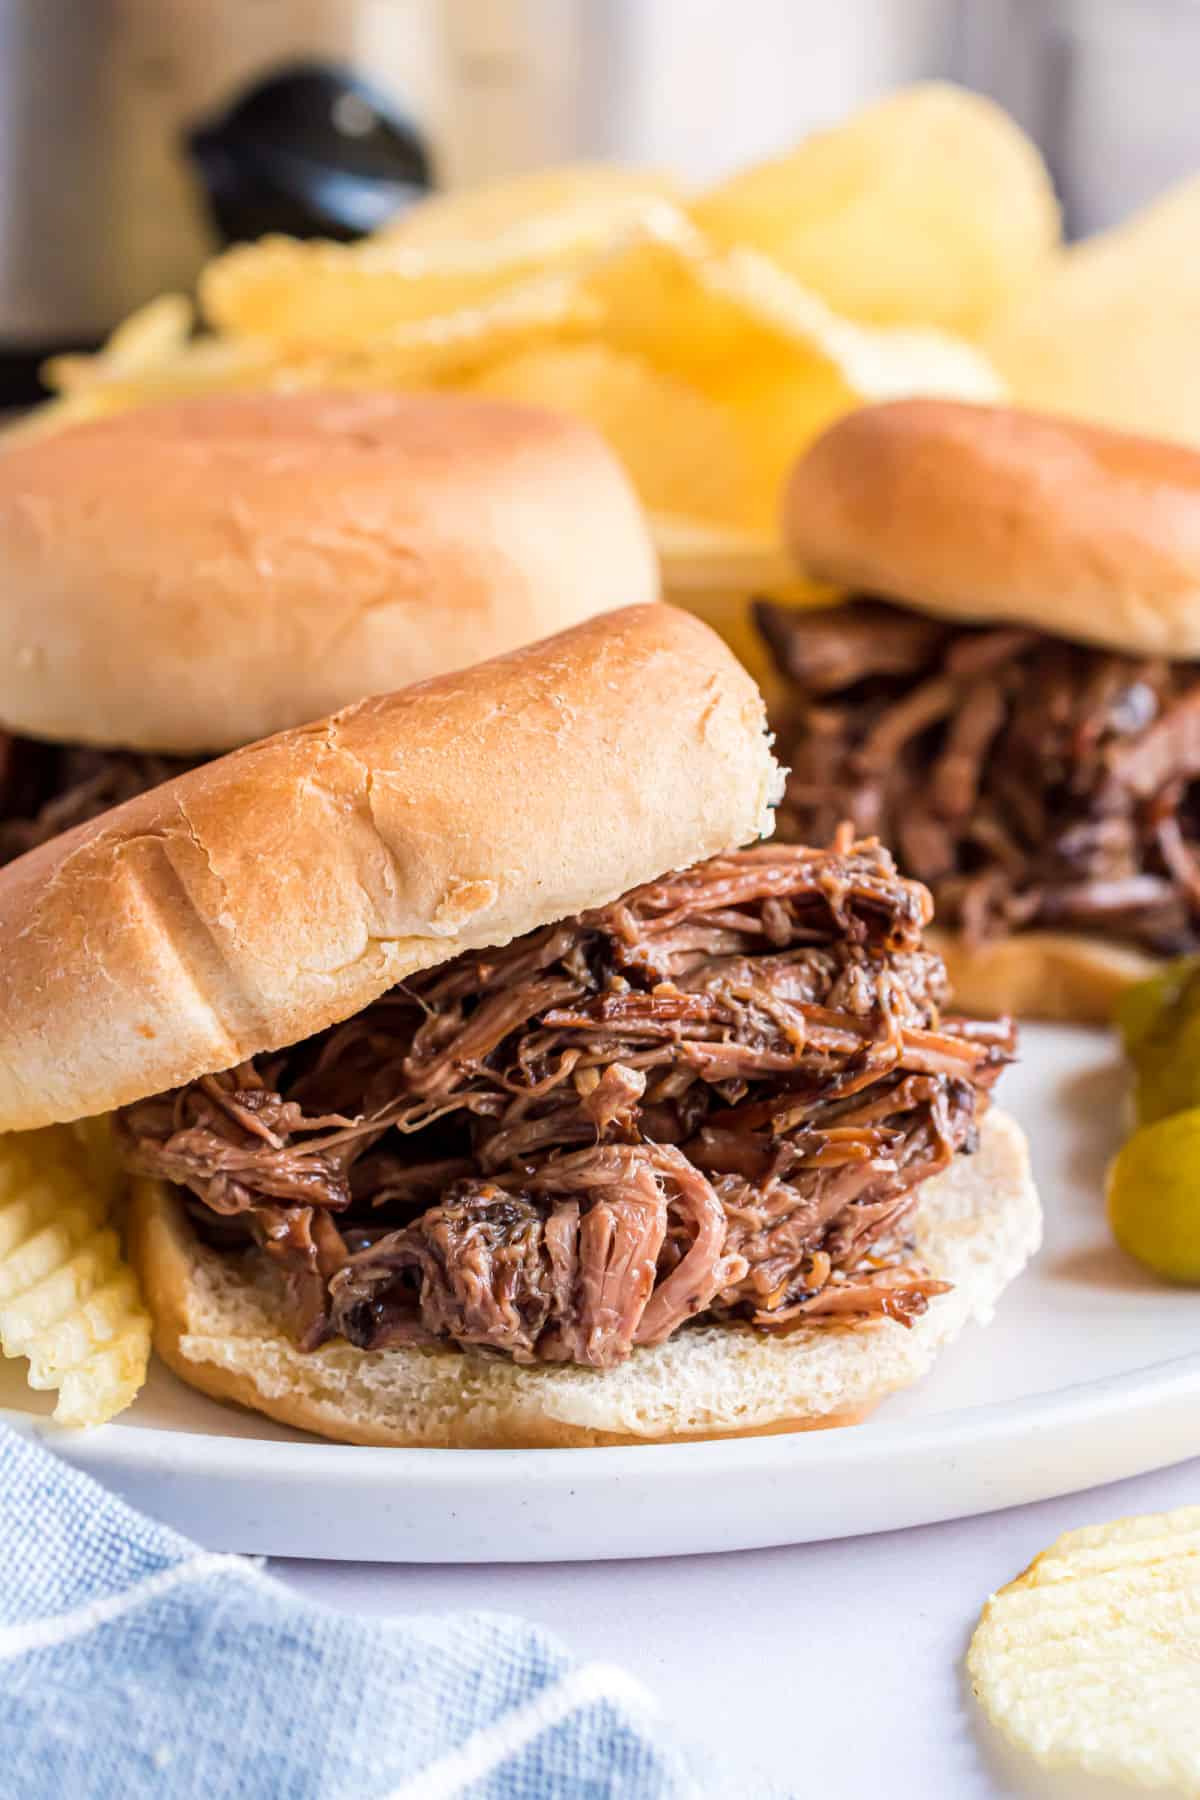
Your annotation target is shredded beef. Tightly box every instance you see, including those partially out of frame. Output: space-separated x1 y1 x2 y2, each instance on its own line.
117 838 1014 1365
759 598 1200 954
0 731 198 865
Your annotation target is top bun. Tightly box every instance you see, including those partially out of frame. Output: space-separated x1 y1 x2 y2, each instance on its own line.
0 390 658 753
0 605 780 1133
783 400 1200 658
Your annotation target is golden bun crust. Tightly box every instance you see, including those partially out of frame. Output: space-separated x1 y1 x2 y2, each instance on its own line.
783 400 1200 657
0 605 779 1133
0 390 658 752
126 1110 1040 1448
931 928 1159 1025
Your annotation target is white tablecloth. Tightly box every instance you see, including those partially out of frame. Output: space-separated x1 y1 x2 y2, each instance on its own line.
274 1455 1200 1798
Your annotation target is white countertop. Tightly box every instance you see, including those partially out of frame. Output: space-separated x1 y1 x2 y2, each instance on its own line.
274 1454 1200 1798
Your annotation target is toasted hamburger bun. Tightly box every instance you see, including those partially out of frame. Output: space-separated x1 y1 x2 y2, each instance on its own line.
783 400 1200 659
0 390 658 754
127 1109 1040 1447
929 929 1160 1026
0 604 780 1134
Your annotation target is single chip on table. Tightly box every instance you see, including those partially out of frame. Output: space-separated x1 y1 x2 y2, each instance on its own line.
692 82 1059 337
0 1126 150 1428
969 1508 1200 1790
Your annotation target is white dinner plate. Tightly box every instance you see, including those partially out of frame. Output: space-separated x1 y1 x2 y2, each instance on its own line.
5 1023 1199 1562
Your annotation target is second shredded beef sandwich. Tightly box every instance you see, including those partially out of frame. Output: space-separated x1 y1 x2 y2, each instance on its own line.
0 387 656 865
0 606 1039 1446
760 400 1200 1021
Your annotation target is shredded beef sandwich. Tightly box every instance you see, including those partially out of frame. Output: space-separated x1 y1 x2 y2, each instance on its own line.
762 398 1200 1021
0 606 1038 1444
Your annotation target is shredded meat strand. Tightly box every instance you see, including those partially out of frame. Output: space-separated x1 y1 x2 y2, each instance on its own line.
117 839 1014 1364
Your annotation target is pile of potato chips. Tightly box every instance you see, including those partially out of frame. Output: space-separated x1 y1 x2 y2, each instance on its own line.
21 84 1066 577
20 77 1200 598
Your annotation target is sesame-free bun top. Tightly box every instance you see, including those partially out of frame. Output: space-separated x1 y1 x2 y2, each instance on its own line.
0 605 780 1133
0 390 659 753
783 400 1200 658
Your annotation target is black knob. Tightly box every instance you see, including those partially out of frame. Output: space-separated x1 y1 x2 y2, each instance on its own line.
186 61 433 246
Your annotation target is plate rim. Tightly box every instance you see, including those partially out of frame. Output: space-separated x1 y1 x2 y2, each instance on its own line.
7 1345 1199 1486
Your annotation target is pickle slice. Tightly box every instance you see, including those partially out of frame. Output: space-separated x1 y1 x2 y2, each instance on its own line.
1107 1109 1200 1283
1116 957 1200 1125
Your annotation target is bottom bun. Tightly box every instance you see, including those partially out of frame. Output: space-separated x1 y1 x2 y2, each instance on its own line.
126 1110 1040 1448
930 930 1159 1026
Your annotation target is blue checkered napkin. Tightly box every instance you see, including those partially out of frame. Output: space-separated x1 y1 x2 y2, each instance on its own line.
0 1427 700 1800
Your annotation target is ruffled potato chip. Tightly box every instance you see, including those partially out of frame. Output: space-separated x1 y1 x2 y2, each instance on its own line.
969 1508 1200 1790
0 1127 151 1428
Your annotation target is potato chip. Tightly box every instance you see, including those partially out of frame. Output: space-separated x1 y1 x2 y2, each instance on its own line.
693 82 1060 336
586 216 759 374
45 293 194 395
329 272 602 383
595 210 1002 391
9 295 211 443
585 209 1002 529
374 162 680 251
0 1126 151 1428
467 340 763 529
42 334 287 410
0 394 117 446
203 165 676 348
25 277 598 437
968 1507 1200 1790
56 1325 150 1429
202 235 509 348
987 171 1200 447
